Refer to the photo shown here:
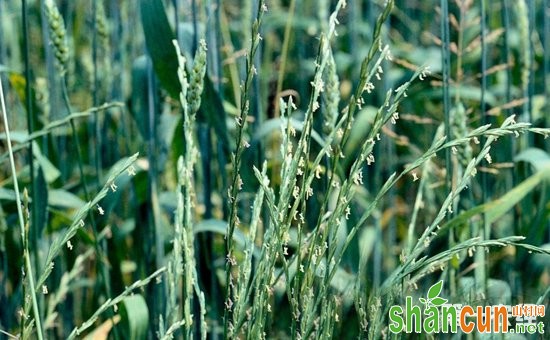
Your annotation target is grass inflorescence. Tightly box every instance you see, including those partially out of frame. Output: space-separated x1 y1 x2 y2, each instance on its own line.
0 0 549 339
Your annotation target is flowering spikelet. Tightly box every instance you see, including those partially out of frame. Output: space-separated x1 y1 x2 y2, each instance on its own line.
95 1 109 51
516 0 530 98
95 0 111 88
45 0 69 74
450 102 472 168
173 40 189 106
188 39 208 116
35 78 50 120
323 50 340 135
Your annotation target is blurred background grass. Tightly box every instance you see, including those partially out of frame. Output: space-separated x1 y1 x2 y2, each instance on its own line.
0 0 549 338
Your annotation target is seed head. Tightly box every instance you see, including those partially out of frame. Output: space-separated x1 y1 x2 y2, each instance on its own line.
188 39 207 115
45 0 69 74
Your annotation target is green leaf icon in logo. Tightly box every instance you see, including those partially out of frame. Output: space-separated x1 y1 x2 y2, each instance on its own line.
428 280 444 299
430 297 448 306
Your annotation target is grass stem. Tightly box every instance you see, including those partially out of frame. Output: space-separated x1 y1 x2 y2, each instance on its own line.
0 73 44 340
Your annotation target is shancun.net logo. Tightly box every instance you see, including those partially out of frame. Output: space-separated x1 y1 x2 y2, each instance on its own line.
388 280 546 335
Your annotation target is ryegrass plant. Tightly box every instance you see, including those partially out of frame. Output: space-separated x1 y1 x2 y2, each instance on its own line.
1 69 43 340
1 0 549 339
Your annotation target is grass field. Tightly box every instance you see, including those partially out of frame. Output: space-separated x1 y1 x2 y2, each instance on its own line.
0 0 549 339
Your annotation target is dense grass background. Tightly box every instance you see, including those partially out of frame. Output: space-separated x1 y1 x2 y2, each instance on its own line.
0 0 549 339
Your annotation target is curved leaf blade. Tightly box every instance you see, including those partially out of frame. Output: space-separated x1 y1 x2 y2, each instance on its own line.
119 295 149 340
140 0 180 98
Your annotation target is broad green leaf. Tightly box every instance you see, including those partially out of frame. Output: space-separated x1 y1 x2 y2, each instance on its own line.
0 188 16 201
427 280 443 299
33 143 60 183
140 0 229 157
358 226 376 268
485 170 548 225
48 189 86 210
35 166 48 236
139 0 180 98
514 147 550 172
130 55 149 139
201 75 230 157
119 295 149 340
442 169 550 234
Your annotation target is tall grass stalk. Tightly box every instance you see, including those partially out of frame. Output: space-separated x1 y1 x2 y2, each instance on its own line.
0 1 4 63
44 1 116 326
2 1 550 338
0 76 44 340
145 55 165 327
191 24 222 263
370 114 550 336
167 36 208 339
517 0 530 127
23 152 140 339
43 225 111 330
91 0 106 187
21 0 40 286
501 0 516 199
545 0 550 201
275 0 296 114
39 0 61 166
223 1 266 337
440 1 452 200
67 267 166 340
527 0 535 138
33 152 140 296
477 0 489 297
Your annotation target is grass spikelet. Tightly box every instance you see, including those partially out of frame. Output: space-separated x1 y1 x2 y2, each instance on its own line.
34 153 140 292
2 1 550 339
323 50 340 136
44 0 69 74
188 39 207 116
67 267 166 340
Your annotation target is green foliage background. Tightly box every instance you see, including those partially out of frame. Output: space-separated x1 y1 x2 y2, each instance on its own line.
0 0 549 338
